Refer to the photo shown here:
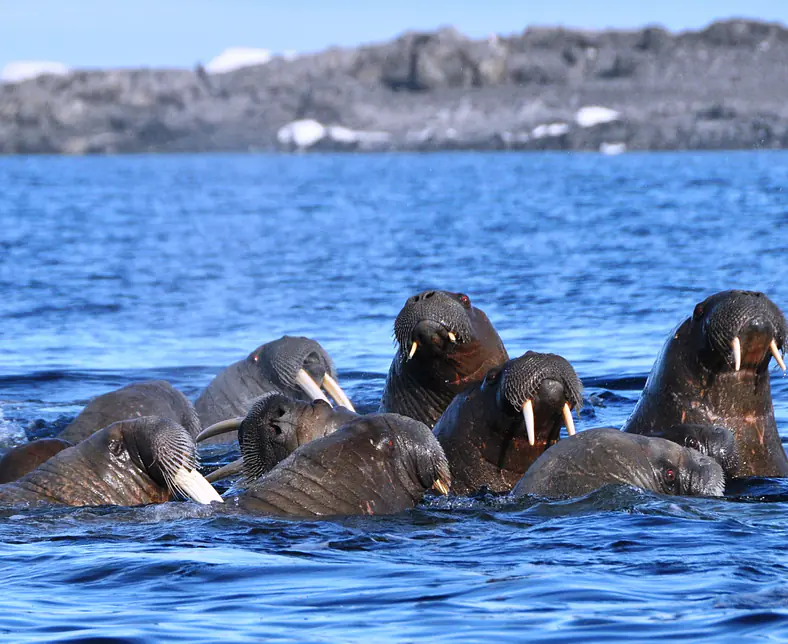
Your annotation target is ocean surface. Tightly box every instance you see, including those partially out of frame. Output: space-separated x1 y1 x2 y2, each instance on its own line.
1 151 788 642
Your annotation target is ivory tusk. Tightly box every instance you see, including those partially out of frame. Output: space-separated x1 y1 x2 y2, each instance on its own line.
205 458 244 484
523 399 535 447
296 369 331 404
563 403 576 436
172 468 224 504
196 417 244 442
322 374 356 412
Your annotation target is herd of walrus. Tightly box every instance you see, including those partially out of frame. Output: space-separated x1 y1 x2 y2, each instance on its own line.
0 288 785 517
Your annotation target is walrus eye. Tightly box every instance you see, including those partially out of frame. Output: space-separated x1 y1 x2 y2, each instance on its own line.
664 468 676 483
686 437 700 451
108 439 124 457
458 294 471 309
693 303 705 320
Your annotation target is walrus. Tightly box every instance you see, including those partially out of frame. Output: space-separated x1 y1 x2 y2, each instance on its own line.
237 414 451 518
433 351 583 495
0 438 73 483
648 424 740 479
196 393 358 483
512 428 726 499
623 290 788 478
59 380 200 443
380 290 508 428
0 417 222 507
195 336 354 444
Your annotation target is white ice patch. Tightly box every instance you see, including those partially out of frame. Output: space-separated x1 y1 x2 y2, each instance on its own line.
531 123 569 139
600 142 627 155
575 106 620 128
277 120 391 150
205 47 272 74
277 119 326 148
1 60 70 83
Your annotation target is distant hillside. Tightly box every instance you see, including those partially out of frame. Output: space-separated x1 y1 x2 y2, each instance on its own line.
2 19 788 154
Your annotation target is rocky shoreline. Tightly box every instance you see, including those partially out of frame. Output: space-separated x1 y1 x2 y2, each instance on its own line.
2 19 788 154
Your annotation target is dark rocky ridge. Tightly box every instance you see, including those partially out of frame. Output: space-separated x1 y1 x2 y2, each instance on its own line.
2 18 788 154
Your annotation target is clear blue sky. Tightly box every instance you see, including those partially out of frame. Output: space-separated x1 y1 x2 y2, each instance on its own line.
2 0 787 70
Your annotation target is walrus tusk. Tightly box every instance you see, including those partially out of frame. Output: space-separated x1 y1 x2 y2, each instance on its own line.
172 468 224 504
407 341 418 361
523 399 535 447
196 417 244 442
770 339 787 373
205 458 244 483
433 479 450 495
296 369 332 405
732 337 741 372
322 374 355 412
563 403 576 436
448 332 457 343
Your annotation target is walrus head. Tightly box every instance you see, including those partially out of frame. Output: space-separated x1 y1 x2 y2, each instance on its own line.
197 393 358 483
249 336 354 410
109 417 223 505
690 290 786 375
624 290 788 478
433 350 584 495
482 351 584 449
1 417 222 507
382 290 508 427
512 428 726 499
650 424 740 479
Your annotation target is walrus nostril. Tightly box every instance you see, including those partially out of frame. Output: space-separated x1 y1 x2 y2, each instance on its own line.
424 291 436 299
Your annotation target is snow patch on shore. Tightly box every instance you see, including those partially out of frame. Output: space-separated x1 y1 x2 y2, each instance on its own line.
277 119 391 150
1 61 70 83
575 106 620 127
206 48 272 74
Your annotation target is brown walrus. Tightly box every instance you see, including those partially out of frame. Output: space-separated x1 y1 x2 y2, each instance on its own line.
380 290 508 428
59 379 200 443
624 290 788 478
0 417 221 507
195 336 354 444
196 393 358 483
237 414 451 518
512 428 726 499
0 438 73 483
433 351 583 495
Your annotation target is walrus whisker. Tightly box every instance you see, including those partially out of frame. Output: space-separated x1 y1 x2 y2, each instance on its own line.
170 468 224 504
322 374 355 412
295 369 332 405
407 341 418 361
731 336 741 371
770 339 786 372
447 332 457 343
563 403 576 436
196 417 245 442
523 399 535 446
206 458 244 483
433 479 449 495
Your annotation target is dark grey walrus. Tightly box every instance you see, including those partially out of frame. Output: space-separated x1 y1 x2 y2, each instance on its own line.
433 351 583 495
196 392 358 483
380 290 509 428
623 290 788 478
59 380 200 443
512 428 726 499
195 336 354 444
0 417 221 507
237 414 451 518
648 424 740 479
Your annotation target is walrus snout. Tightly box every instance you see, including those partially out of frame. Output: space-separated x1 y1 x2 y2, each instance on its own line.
498 351 583 446
393 290 475 359
697 290 787 373
679 451 726 497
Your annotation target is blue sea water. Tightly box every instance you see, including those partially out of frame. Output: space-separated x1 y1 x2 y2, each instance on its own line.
1 151 788 642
